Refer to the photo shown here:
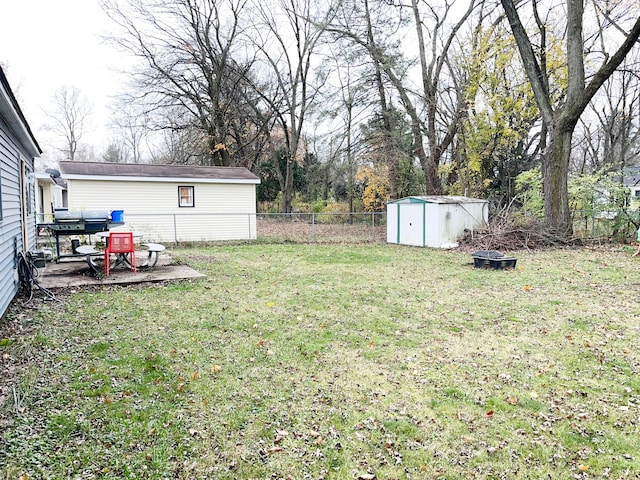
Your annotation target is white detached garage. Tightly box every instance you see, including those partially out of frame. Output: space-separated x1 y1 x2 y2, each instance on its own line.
59 161 260 243
387 196 488 248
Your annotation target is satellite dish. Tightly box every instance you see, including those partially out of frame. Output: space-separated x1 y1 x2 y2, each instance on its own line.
45 168 61 178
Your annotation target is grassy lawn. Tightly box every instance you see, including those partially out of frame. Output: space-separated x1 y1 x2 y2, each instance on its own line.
1 243 640 479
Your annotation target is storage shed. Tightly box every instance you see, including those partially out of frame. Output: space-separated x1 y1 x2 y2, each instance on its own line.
387 196 488 248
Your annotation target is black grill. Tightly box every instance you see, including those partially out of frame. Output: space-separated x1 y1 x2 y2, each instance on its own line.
38 210 122 261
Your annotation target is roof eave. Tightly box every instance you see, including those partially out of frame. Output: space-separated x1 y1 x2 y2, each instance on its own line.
63 174 261 184
0 69 42 158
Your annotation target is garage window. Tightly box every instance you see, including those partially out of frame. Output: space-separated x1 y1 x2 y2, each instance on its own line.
178 186 194 207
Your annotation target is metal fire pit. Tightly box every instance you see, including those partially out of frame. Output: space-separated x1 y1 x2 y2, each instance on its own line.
471 250 517 270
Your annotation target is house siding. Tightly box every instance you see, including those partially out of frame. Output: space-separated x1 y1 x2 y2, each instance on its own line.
66 179 257 242
0 119 36 319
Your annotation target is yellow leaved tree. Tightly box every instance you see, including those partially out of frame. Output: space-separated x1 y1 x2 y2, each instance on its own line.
356 165 389 212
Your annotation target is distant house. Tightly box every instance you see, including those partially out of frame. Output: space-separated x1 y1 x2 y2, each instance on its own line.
35 171 65 222
0 66 41 318
624 168 640 209
58 161 260 243
387 196 488 248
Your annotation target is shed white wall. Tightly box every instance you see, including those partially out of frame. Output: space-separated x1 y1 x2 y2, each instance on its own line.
386 203 426 246
66 179 257 242
387 200 488 248
386 204 398 244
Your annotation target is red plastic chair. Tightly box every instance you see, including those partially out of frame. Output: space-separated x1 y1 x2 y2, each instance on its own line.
104 232 136 276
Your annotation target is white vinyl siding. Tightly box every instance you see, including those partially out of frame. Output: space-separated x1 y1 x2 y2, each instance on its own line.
65 179 257 242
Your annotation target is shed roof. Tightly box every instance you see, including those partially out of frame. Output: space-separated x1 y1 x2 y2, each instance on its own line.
0 66 41 157
388 195 487 205
59 161 260 184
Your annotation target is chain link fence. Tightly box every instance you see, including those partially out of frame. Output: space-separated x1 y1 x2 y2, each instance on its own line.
256 212 387 244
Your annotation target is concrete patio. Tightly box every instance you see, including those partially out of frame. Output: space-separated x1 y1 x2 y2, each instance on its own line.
35 252 206 289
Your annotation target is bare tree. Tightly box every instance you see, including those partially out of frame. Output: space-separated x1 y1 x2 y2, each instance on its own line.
43 85 92 161
327 0 479 195
249 0 334 213
317 48 372 210
500 0 640 234
574 55 640 174
109 102 149 163
101 0 255 166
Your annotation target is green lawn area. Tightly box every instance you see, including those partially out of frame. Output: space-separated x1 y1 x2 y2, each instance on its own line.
1 243 640 479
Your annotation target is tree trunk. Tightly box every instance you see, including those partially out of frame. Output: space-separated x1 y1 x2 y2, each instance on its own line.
283 156 294 214
364 0 399 200
542 122 572 235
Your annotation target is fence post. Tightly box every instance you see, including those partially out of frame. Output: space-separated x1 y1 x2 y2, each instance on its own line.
312 213 316 243
173 214 178 244
371 212 375 243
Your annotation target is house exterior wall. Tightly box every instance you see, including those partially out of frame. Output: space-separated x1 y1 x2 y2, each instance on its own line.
0 118 36 319
36 178 63 222
66 178 257 242
630 186 640 210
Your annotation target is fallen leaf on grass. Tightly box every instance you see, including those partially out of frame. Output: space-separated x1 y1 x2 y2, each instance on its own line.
212 365 222 373
523 285 532 291
192 371 199 380
486 410 494 418
506 397 518 405
267 446 283 454
274 430 289 444
578 465 589 472
358 474 376 480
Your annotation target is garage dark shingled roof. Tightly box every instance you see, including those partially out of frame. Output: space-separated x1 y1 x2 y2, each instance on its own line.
59 161 259 181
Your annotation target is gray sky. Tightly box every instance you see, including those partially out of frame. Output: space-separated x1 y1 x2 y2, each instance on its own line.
0 0 128 157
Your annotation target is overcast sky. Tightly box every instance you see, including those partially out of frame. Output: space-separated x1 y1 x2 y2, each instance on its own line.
0 0 128 158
